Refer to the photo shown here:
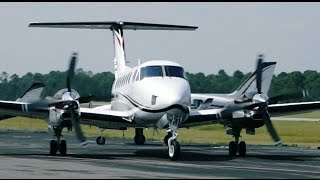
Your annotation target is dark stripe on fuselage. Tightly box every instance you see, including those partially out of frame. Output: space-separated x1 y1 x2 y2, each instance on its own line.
117 93 189 114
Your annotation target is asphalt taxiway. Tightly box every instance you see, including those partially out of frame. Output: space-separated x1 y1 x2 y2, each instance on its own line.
0 130 320 179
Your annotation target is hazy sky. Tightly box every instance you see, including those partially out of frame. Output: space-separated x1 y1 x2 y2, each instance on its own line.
1 2 320 77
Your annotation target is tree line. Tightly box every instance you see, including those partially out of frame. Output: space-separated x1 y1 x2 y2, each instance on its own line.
0 68 319 103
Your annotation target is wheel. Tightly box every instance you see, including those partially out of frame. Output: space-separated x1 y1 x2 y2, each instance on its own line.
134 135 145 145
239 141 246 157
59 140 67 156
168 140 180 161
228 141 237 157
96 136 106 145
50 140 58 156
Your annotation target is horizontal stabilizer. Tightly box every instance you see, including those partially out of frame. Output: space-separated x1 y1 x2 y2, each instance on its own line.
29 21 198 31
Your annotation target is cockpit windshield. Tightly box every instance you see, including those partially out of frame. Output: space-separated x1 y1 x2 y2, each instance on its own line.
140 66 163 80
139 65 187 80
165 66 186 79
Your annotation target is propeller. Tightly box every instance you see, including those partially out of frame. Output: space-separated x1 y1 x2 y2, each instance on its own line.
30 53 88 146
254 54 282 146
256 54 263 94
67 53 77 93
64 52 88 146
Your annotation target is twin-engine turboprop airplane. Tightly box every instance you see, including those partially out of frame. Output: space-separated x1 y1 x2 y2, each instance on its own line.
1 21 320 161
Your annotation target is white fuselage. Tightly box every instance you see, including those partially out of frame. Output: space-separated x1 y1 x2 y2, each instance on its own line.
110 60 191 127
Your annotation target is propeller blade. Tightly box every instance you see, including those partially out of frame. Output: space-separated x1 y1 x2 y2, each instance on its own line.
69 102 88 146
67 53 77 93
256 54 263 94
262 111 282 146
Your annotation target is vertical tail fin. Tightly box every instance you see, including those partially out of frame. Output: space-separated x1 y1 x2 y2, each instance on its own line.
16 82 45 103
111 26 129 79
230 62 277 99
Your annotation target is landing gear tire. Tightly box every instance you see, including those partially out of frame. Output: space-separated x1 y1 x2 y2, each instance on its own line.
96 136 106 145
59 140 67 156
50 140 58 156
168 140 180 161
229 141 237 157
238 141 246 157
134 135 146 145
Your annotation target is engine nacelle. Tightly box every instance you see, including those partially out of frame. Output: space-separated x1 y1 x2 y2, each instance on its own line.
49 106 63 127
220 109 265 129
237 110 265 129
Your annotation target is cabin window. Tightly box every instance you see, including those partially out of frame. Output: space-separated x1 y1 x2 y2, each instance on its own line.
132 70 137 82
135 70 140 81
164 66 186 79
124 75 128 85
115 80 118 89
140 66 163 80
120 77 123 87
127 73 131 84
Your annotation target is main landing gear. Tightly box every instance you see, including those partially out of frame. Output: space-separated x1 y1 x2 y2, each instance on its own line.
228 128 246 157
163 131 172 146
49 127 67 156
96 128 106 145
134 128 146 145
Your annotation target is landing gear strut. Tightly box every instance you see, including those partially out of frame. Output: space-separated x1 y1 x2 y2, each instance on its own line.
167 114 183 161
49 126 67 156
228 128 246 157
96 128 106 145
163 131 172 146
134 128 146 145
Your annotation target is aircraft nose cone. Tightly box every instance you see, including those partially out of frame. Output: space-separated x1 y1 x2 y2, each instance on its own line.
158 81 190 107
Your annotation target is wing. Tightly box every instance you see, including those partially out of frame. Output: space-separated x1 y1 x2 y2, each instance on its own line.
0 100 48 119
0 100 137 129
181 108 222 128
79 107 138 129
182 100 320 128
0 83 46 121
268 101 320 116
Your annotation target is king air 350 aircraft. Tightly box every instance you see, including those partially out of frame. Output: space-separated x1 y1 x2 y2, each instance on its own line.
1 21 320 161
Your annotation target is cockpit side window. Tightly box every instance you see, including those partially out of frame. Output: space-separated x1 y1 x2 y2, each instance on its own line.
140 66 163 80
164 66 186 79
